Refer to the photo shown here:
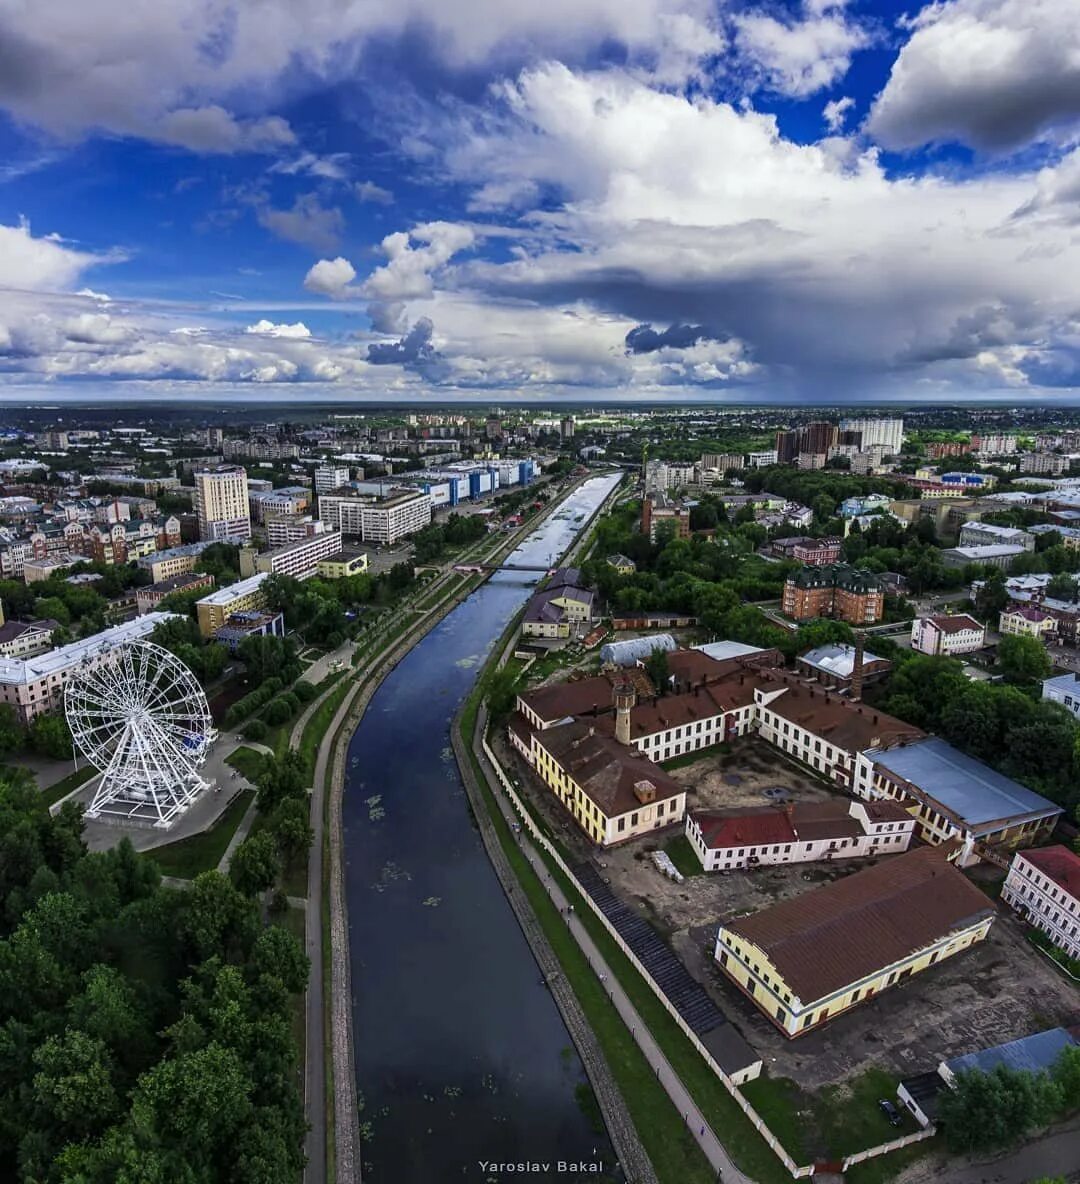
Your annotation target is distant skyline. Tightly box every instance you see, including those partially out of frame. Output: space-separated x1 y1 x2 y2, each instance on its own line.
1 0 1079 404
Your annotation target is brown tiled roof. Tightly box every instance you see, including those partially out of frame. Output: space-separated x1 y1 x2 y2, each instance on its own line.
927 613 983 635
519 669 653 724
537 721 683 818
862 798 913 823
693 799 867 850
726 846 995 1004
1022 845 1080 900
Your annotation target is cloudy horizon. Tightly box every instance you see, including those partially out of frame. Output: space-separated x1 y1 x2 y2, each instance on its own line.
1 0 1079 404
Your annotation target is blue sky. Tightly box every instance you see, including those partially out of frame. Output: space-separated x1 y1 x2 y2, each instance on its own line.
0 0 1078 404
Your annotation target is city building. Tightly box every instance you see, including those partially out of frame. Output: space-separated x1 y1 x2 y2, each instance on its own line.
910 614 987 657
957 522 1035 551
509 691 687 846
641 493 691 542
0 619 58 659
700 453 746 477
1001 846 1080 960
999 604 1058 639
1020 452 1068 476
775 421 838 463
239 528 343 581
747 450 778 467
317 549 371 580
856 735 1061 864
318 488 432 544
838 416 904 453
972 433 1018 456
194 466 251 543
925 441 971 460
770 536 842 565
1042 671 1080 720
23 553 84 583
248 487 310 523
560 416 575 440
839 493 892 518
713 846 995 1038
522 568 595 639
606 553 636 575
136 541 214 582
940 543 1027 570
314 465 351 494
265 514 327 547
686 798 914 872
214 610 286 653
796 642 891 691
0 613 182 724
135 572 215 615
781 564 885 624
195 572 271 638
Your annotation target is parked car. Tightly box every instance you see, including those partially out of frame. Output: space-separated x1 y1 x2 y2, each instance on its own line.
878 1099 902 1127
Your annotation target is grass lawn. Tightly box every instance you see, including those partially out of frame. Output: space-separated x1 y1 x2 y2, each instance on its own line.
148 790 254 879
39 764 96 809
225 745 267 782
298 679 354 781
662 834 706 878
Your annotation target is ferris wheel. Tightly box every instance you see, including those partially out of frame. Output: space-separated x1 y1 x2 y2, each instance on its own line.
65 639 215 828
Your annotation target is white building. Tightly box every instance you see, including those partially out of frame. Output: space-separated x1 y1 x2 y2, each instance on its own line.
194 466 251 543
0 612 182 724
973 433 1019 456
1042 672 1080 720
314 465 351 494
240 529 343 581
747 450 779 468
1001 846 1080 960
910 614 987 657
318 488 431 544
839 416 904 454
958 522 1035 551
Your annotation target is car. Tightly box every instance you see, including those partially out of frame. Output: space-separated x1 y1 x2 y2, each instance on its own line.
878 1099 902 1127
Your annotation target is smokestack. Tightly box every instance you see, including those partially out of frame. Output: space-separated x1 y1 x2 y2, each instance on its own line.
851 631 866 702
613 680 636 746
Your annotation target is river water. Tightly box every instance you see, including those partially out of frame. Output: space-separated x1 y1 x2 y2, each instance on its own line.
342 473 623 1184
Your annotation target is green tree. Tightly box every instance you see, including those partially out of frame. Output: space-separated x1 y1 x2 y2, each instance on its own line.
644 647 671 692
29 712 74 760
229 832 280 897
0 703 24 755
997 633 1052 685
939 1064 1061 1153
1047 572 1078 602
270 798 313 870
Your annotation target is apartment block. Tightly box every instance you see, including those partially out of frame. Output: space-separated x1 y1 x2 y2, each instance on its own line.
194 466 251 543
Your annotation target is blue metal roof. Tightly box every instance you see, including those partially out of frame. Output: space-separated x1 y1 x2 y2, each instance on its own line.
866 736 1061 830
946 1028 1076 1078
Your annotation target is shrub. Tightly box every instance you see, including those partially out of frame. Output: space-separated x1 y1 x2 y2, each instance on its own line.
244 719 269 741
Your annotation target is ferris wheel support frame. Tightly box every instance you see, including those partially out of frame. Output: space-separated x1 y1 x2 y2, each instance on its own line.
65 639 215 830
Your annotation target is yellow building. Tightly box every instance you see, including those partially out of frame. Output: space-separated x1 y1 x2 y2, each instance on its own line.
317 549 371 580
606 553 636 576
999 605 1057 639
714 846 995 1037
195 572 271 637
509 686 686 846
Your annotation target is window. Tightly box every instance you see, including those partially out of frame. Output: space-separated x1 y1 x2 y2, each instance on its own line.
617 817 625 833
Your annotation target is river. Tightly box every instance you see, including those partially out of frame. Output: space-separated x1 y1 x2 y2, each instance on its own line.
342 473 624 1184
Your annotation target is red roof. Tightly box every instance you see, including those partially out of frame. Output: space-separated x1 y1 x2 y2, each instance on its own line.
928 613 983 635
1022 845 1080 900
693 808 796 849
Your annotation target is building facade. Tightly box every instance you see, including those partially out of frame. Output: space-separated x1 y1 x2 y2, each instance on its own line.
318 488 431 544
194 467 251 543
782 564 885 624
1001 846 1080 960
195 572 270 637
240 528 343 581
910 614 987 656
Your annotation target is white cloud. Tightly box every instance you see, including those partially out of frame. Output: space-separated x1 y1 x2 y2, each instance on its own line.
733 0 869 97
256 194 344 253
245 319 312 338
867 0 1080 151
362 222 476 306
271 152 351 180
823 95 855 132
303 257 358 298
355 180 394 205
0 218 117 292
154 106 295 153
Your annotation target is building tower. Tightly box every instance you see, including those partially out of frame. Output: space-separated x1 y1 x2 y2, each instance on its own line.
613 681 636 746
194 466 251 543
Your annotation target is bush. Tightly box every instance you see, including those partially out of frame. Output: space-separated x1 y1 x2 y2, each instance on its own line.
244 719 269 741
293 681 318 704
263 698 293 726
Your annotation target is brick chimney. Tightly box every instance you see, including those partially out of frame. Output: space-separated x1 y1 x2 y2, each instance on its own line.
850 631 866 702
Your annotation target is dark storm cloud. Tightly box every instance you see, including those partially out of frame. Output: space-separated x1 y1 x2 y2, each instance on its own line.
625 322 718 353
367 316 437 365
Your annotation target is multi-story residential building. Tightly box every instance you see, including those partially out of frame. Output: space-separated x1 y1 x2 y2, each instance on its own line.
641 493 691 542
839 416 904 453
136 541 214 583
700 453 745 477
925 441 971 460
0 613 182 724
239 529 343 581
747 450 778 467
222 436 300 461
249 487 310 524
135 572 215 615
316 549 370 580
644 460 697 492
910 613 987 656
317 488 431 544
0 619 59 659
1020 452 1068 476
686 798 914 872
958 522 1035 551
714 847 995 1038
1001 846 1080 960
264 514 325 548
1042 671 1080 719
559 416 575 440
314 465 351 494
972 433 1018 456
999 604 1058 639
195 572 270 638
194 466 251 543
782 564 885 624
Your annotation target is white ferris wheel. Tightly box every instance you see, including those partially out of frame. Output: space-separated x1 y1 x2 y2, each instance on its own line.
65 639 216 828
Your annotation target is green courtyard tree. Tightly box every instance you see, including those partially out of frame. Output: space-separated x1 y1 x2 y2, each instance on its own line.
229 833 280 897
997 633 1052 685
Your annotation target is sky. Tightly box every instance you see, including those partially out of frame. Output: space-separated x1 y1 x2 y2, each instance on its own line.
0 0 1079 406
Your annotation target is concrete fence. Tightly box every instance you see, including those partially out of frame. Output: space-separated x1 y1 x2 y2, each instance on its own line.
841 1126 936 1171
